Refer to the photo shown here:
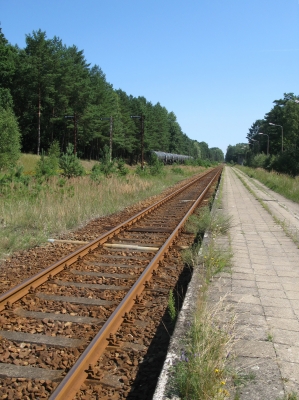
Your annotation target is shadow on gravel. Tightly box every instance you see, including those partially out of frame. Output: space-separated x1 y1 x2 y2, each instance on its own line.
126 263 193 400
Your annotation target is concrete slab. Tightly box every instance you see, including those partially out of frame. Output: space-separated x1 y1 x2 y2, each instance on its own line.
220 167 299 398
153 167 299 399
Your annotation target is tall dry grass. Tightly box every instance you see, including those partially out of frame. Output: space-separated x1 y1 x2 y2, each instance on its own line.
0 166 205 258
236 166 299 203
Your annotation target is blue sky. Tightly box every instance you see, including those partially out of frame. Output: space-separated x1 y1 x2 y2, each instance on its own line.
1 0 299 154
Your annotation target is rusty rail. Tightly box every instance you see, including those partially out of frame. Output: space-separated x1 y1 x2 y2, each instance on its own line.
0 168 215 312
49 166 222 399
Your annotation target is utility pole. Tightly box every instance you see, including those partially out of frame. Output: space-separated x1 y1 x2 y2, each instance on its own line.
100 116 113 162
64 113 78 154
130 114 145 168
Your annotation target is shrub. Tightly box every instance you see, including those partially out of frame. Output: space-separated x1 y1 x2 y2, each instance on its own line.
59 143 84 178
269 150 299 177
99 145 116 177
172 167 184 174
90 163 102 183
0 106 21 169
116 159 129 176
135 165 149 176
148 153 164 176
35 141 60 179
250 153 268 169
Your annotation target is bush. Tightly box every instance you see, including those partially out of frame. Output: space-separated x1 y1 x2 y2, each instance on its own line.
135 165 149 176
59 143 84 178
190 158 212 168
149 153 164 176
116 159 129 176
172 166 184 175
0 106 21 169
90 163 102 183
269 150 299 177
98 145 116 177
0 165 30 194
250 153 268 169
35 141 60 179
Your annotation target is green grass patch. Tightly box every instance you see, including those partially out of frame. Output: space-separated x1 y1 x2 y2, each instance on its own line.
173 295 235 400
0 164 207 259
236 165 299 203
233 168 299 248
172 184 234 400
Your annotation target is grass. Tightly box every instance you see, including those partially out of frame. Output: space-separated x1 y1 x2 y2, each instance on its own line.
232 371 256 400
171 182 234 400
233 168 299 248
236 165 299 203
173 294 235 400
266 332 273 342
0 162 207 259
168 289 177 323
17 153 98 174
185 206 232 239
17 153 40 174
277 393 299 400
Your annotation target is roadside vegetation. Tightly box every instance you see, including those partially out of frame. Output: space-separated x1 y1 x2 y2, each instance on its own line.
235 165 299 203
226 93 299 177
0 152 208 260
170 186 235 399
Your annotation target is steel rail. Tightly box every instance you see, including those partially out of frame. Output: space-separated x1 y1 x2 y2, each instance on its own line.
0 168 215 312
50 166 222 399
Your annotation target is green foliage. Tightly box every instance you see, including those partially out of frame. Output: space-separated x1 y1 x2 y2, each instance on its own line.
250 153 268 169
59 143 84 178
172 165 184 174
0 166 30 195
269 150 299 177
1 27 219 164
90 149 129 181
237 166 299 203
116 158 129 176
0 106 21 169
168 290 177 322
98 145 116 177
225 143 248 164
173 299 234 400
35 141 60 178
149 153 164 176
209 147 224 162
0 88 13 109
135 165 149 177
90 163 102 183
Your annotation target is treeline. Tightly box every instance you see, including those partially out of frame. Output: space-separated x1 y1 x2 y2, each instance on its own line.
225 93 299 176
0 28 223 165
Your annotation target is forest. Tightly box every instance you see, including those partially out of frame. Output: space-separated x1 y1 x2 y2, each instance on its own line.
225 93 299 176
0 28 223 167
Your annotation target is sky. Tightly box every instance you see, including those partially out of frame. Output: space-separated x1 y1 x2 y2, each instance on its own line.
1 0 299 155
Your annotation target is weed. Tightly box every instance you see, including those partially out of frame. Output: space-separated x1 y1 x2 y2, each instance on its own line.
236 165 299 204
202 243 232 281
173 178 234 399
173 297 236 400
0 164 208 258
266 332 273 342
59 143 84 178
234 169 299 248
172 166 184 175
185 206 232 239
277 393 299 400
116 159 129 176
232 371 255 387
168 290 177 322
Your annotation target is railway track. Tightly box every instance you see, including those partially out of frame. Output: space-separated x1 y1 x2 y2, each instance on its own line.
0 166 222 399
